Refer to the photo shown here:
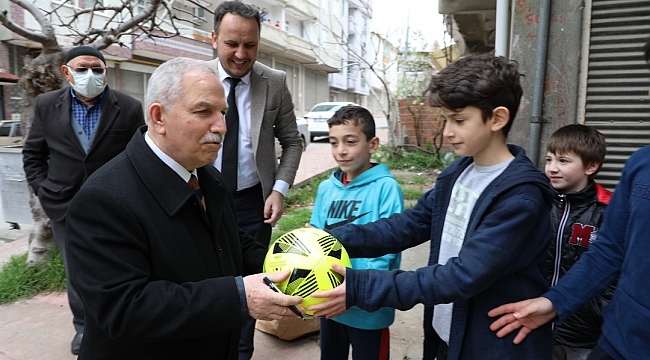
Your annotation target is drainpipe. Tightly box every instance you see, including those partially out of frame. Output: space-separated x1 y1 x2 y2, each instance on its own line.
528 0 552 166
577 0 593 124
495 0 511 57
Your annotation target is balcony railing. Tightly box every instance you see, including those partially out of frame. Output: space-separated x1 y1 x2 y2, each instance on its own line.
178 27 212 43
260 22 339 72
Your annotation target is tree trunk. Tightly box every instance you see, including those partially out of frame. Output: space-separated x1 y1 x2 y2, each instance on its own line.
388 99 399 147
20 52 64 266
26 192 53 265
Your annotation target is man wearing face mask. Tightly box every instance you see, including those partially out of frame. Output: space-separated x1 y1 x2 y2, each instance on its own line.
22 45 145 355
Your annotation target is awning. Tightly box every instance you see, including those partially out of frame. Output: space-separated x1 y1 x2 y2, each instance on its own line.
0 71 20 85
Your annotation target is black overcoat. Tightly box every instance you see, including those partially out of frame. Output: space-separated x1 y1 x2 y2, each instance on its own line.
66 127 266 359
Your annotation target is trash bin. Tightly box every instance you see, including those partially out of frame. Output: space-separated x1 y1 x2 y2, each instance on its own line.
0 146 33 224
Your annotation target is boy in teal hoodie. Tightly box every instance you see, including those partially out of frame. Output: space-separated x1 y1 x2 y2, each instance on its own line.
310 105 403 360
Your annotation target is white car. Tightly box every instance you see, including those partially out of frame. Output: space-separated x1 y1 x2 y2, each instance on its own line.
295 117 311 151
0 120 22 146
303 102 359 140
275 117 311 158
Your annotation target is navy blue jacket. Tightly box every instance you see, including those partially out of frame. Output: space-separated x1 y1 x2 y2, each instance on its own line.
330 145 554 360
546 145 650 359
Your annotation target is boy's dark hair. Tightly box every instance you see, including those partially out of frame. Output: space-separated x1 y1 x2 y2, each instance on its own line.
425 52 523 137
213 1 261 36
547 124 607 177
327 105 376 140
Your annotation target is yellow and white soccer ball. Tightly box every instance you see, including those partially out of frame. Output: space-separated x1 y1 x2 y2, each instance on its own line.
263 228 351 317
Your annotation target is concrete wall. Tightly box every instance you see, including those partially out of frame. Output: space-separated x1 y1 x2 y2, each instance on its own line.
508 0 585 165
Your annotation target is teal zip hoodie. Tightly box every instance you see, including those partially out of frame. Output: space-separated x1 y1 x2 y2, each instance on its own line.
310 163 403 329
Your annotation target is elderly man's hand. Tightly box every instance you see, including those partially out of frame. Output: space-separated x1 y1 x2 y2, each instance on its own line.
243 271 303 320
307 263 348 318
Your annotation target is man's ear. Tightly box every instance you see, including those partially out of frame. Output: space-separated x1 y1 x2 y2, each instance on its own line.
211 30 218 50
584 161 600 177
61 64 74 84
490 106 511 132
368 136 380 154
148 103 166 135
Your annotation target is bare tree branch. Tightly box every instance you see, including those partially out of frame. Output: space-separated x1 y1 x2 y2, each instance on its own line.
92 0 164 50
71 4 135 17
170 4 205 27
1 0 55 45
12 0 50 28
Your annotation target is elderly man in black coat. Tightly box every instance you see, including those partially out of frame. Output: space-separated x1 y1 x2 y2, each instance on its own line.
66 57 302 360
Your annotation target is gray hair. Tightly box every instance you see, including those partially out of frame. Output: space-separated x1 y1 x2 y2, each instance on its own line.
145 57 217 124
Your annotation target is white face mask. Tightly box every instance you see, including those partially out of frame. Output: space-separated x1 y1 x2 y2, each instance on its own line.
68 66 107 98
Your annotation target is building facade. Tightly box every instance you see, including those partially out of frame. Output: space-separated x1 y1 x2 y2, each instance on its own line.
327 0 371 106
0 0 379 121
365 31 399 119
440 0 650 189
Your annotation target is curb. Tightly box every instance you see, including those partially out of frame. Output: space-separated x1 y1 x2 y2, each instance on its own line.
292 167 336 189
0 234 29 267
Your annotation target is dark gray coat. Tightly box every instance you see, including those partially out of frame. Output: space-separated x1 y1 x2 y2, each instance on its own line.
23 86 144 222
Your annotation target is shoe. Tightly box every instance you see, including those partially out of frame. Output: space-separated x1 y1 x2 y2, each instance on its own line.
71 333 83 355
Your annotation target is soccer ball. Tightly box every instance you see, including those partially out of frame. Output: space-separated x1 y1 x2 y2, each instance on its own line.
263 228 351 317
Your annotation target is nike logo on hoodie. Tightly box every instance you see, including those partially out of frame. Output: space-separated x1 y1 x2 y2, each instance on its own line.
324 212 370 230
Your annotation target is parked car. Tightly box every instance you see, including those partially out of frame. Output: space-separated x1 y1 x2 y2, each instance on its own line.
296 117 311 151
303 101 359 140
0 120 22 146
275 117 311 158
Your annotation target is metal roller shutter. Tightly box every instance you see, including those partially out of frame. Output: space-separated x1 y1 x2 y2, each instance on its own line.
585 0 650 190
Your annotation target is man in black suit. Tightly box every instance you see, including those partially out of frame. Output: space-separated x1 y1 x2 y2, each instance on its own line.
22 45 145 355
65 57 302 360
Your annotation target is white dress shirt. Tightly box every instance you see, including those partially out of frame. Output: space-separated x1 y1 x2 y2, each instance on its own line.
144 131 196 183
213 61 289 196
